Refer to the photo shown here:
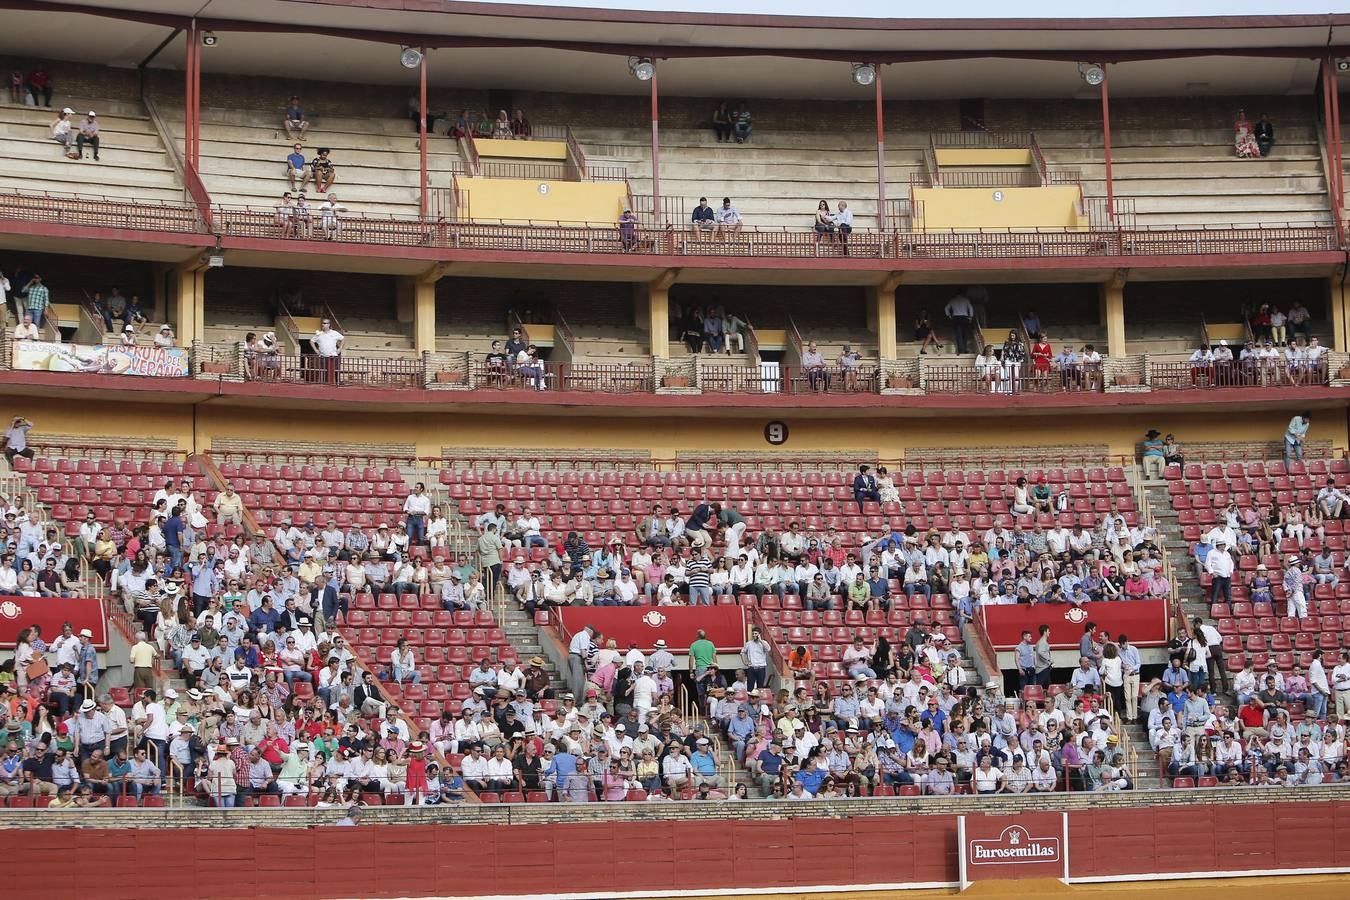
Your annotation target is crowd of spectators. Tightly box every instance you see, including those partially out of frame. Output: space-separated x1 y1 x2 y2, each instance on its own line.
1188 330 1327 388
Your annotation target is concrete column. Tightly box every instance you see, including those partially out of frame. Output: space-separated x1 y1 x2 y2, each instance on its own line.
1100 282 1126 359
1330 273 1349 353
413 277 437 354
870 273 902 360
173 263 204 346
648 283 669 358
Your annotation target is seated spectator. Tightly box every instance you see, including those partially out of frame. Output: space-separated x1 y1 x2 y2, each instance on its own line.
712 101 733 143
509 109 532 140
450 109 472 139
283 96 309 141
690 197 716 238
838 344 861 391
1234 109 1261 159
834 201 853 255
309 149 337 193
732 103 752 143
1255 113 1275 157
26 66 52 108
13 313 38 341
713 197 743 241
813 200 836 249
801 341 829 392
491 110 512 140
285 143 307 191
51 107 74 158
75 111 99 162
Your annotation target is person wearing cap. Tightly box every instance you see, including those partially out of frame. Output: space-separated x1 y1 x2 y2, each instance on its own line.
71 698 112 762
1282 555 1309 621
75 111 99 161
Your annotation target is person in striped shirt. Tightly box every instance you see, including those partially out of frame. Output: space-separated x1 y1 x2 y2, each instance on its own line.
686 548 714 605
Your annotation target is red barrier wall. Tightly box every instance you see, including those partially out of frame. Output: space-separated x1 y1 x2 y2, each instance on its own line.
6 802 1350 900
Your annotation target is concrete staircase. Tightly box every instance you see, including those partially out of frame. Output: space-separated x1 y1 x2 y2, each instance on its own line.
0 97 184 203
1037 126 1333 228
160 104 463 219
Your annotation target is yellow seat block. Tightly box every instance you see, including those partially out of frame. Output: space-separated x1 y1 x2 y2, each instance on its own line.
475 139 567 161
913 186 1086 231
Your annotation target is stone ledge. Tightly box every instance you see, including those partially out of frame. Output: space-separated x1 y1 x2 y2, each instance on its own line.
3 784 1347 830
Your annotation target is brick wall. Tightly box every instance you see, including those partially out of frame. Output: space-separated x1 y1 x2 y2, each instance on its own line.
1 251 157 311
7 56 1316 133
205 266 396 321
671 284 867 330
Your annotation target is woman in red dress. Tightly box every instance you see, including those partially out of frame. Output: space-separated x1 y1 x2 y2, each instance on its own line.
1030 333 1053 375
404 740 429 804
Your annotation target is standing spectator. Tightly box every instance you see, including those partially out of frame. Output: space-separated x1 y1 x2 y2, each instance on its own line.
1287 301 1311 342
1334 650 1350 721
1205 539 1234 610
567 625 596 698
741 627 770 694
319 194 346 241
852 464 880 512
23 273 49 328
617 208 638 252
75 112 99 161
403 482 430 545
1284 410 1311 465
835 201 854 255
311 318 344 385
25 66 52 107
714 197 743 241
3 416 34 465
944 291 976 354
283 97 309 141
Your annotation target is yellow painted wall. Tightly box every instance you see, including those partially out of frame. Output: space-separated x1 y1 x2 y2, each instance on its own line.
50 303 82 329
519 324 556 347
474 139 567 161
460 178 628 225
755 329 787 350
934 149 1033 167
914 186 1085 231
6 398 1343 464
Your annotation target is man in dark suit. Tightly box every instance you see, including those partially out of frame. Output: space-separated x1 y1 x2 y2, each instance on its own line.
1255 114 1275 157
311 575 344 628
852 464 880 512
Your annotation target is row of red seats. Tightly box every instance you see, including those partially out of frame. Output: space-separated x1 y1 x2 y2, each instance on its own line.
1213 600 1350 619
1165 460 1347 480
217 462 405 483
17 456 200 476
446 466 1129 488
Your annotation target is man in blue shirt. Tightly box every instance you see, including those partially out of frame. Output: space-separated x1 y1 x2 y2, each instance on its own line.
754 740 784 793
794 762 826 796
164 506 186 569
725 707 756 763
248 597 280 637
691 197 715 236
690 739 719 787
285 142 308 190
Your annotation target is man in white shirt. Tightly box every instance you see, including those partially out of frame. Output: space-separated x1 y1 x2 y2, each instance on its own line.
1332 650 1350 721
310 318 344 384
1205 540 1234 609
402 482 431 545
516 506 546 548
631 660 658 717
567 625 596 697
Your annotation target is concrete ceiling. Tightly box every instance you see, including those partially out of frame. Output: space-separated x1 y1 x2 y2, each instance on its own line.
0 4 1340 99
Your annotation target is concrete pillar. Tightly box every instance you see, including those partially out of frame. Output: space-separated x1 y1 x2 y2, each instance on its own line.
413 277 437 354
648 283 669 359
647 270 678 359
1100 279 1126 358
1330 273 1349 353
869 273 903 360
173 263 204 346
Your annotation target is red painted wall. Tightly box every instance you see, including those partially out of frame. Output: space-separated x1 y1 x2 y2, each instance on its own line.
6 802 1350 900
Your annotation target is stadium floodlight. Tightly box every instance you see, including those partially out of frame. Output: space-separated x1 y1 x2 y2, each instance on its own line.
628 57 655 81
851 64 877 87
1078 63 1106 86
400 46 424 69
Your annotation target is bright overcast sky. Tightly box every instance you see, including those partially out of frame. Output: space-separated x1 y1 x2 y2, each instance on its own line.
476 0 1350 16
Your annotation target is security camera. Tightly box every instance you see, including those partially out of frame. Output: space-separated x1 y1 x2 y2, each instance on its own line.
202 32 218 47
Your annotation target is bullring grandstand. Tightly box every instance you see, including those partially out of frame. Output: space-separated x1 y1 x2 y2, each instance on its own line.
2 1 1350 898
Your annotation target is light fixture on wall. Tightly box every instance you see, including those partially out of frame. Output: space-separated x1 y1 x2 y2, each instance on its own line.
1078 63 1106 86
400 46 424 69
200 32 218 47
851 63 877 87
628 56 655 81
